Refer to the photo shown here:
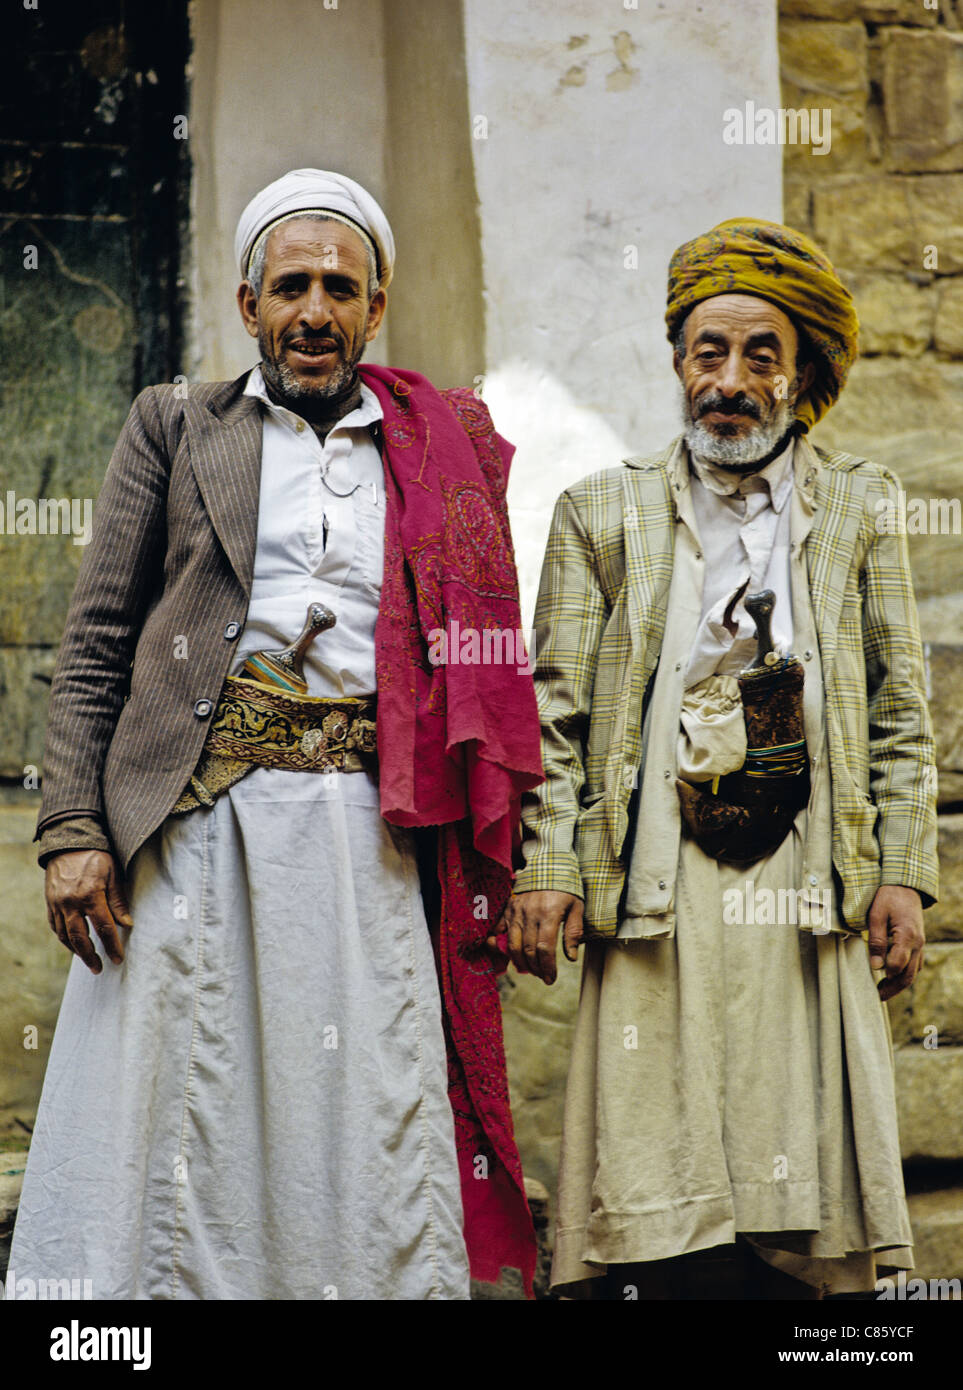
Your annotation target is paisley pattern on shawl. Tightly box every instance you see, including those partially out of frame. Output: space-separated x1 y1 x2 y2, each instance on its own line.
358 364 543 1293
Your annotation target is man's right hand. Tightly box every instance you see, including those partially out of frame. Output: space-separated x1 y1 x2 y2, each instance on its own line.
45 850 133 974
498 890 584 985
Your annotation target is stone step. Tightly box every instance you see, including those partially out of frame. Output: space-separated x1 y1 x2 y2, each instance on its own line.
888 942 963 1043
896 1047 963 1161
905 1187 963 1286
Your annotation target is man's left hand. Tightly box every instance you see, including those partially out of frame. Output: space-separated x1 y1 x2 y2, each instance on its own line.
867 885 925 1001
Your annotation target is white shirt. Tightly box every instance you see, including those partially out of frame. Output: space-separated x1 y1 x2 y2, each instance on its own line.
685 438 795 687
621 436 833 939
238 366 385 696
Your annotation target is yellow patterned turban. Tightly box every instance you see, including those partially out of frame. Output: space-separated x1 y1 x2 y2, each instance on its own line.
665 219 859 432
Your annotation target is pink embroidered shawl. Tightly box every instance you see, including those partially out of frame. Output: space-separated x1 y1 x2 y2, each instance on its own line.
358 364 543 1294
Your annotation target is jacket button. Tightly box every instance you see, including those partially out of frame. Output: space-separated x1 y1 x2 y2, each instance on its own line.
224 622 241 640
194 699 213 718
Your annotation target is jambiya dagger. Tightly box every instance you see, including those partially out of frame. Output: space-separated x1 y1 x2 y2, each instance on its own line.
676 589 811 864
241 602 337 692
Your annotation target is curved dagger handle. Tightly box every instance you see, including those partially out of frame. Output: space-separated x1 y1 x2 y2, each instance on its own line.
241 602 337 693
744 589 776 671
281 603 337 676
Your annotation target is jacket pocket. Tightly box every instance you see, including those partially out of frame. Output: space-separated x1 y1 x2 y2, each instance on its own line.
574 790 609 869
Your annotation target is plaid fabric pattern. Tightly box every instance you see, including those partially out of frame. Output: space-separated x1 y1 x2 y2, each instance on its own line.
513 437 939 937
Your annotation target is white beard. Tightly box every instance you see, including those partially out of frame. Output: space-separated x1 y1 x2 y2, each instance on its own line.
680 384 796 469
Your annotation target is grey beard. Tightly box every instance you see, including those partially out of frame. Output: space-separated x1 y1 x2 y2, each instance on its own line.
680 384 796 470
258 327 361 405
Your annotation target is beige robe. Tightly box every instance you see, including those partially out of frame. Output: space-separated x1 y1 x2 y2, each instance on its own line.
551 445 913 1295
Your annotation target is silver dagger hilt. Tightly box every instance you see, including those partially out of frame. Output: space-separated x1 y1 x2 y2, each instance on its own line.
241 602 337 694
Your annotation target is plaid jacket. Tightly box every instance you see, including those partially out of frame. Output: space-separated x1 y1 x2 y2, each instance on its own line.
513 435 939 937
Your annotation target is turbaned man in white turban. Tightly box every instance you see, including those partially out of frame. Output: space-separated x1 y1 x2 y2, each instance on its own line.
10 169 543 1300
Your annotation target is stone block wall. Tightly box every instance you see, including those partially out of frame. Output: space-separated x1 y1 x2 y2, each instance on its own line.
781 0 963 639
781 0 963 1284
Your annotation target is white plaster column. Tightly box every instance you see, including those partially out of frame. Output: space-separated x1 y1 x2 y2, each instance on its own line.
461 0 784 622
188 0 391 383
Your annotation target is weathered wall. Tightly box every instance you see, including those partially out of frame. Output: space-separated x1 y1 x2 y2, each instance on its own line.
188 0 391 380
779 0 963 1284
382 0 485 387
462 0 784 625
781 0 963 641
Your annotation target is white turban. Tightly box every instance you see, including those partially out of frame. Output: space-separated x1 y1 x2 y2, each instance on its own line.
234 168 395 288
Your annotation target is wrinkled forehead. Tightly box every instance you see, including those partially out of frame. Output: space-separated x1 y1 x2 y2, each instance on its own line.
261 215 373 275
683 292 800 348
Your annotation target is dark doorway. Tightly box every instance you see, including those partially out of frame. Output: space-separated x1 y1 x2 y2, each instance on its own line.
0 0 190 781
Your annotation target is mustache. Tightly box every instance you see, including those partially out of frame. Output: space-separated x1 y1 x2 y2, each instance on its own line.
284 324 343 352
694 390 762 421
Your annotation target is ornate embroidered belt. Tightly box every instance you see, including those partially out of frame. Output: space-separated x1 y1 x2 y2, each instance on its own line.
171 676 378 815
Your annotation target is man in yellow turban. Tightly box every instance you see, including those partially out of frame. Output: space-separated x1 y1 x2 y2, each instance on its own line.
503 219 938 1298
666 217 860 434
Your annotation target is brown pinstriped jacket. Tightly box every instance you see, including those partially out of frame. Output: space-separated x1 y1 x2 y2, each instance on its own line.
37 373 281 870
